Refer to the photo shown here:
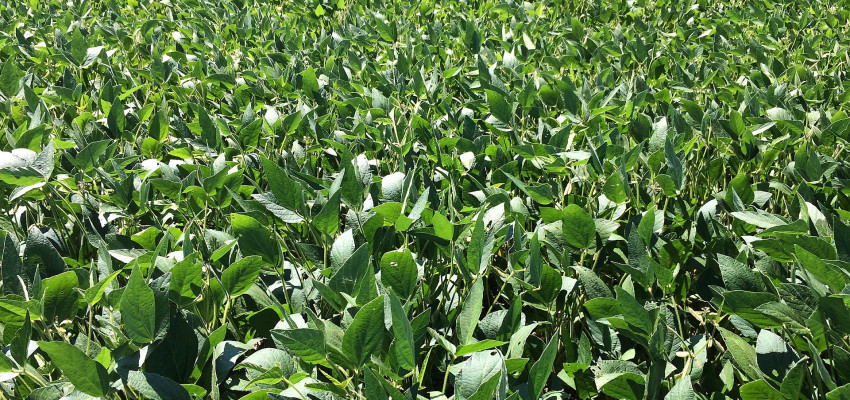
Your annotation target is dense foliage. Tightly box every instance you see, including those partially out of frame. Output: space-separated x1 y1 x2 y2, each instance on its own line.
1 0 850 398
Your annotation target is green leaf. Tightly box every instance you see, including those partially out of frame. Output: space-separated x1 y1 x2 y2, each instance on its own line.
0 58 22 98
718 254 766 292
728 173 755 206
221 256 263 298
198 107 218 149
526 233 542 286
740 379 784 400
432 211 454 241
397 187 431 231
766 107 793 121
429 327 457 355
718 327 761 380
328 244 371 296
38 341 110 397
0 351 15 374
149 110 168 141
528 335 558 399
168 259 204 306
584 297 620 319
456 340 508 357
387 292 416 369
260 156 302 212
40 271 79 324
381 172 406 203
0 167 44 186
573 266 613 299
127 370 190 400
504 173 553 205
780 359 808 399
729 109 746 136
380 248 418 299
342 295 385 366
664 376 696 400
794 245 847 292
330 230 356 272
24 226 66 277
457 279 484 346
270 329 327 366
69 28 87 65
340 159 365 208
301 67 320 97
314 191 341 236
2 233 27 296
455 350 506 400
755 329 799 383
807 336 837 390
466 210 494 275
827 384 850 400
603 172 628 203
562 204 595 249
120 266 157 344
10 310 31 365
231 213 278 264
486 89 511 124
664 138 684 191
732 211 786 229
107 98 125 137
70 140 111 173
254 192 303 223
364 367 389 400
615 286 652 336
